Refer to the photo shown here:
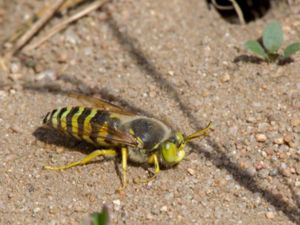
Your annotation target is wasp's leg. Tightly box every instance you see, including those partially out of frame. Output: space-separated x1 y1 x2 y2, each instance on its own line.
134 154 160 184
148 153 160 180
118 147 128 191
44 149 117 170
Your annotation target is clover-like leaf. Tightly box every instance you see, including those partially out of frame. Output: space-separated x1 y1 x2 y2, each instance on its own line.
244 40 268 59
283 42 300 59
262 21 283 53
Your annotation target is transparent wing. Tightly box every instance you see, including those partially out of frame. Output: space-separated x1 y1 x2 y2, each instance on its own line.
71 121 139 147
91 125 138 147
68 93 135 116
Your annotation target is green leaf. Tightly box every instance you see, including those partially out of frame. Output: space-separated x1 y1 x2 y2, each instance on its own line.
244 40 268 59
262 21 283 53
91 207 109 225
283 42 300 59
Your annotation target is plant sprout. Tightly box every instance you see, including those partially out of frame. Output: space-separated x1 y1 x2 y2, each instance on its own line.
245 21 300 62
82 206 110 225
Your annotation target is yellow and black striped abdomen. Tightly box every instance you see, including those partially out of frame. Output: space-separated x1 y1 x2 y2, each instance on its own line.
43 106 119 146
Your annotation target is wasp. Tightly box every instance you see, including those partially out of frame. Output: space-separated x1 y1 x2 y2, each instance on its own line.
43 93 211 190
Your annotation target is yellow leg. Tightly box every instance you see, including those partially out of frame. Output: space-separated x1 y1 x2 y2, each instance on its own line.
149 154 160 174
44 149 117 170
118 147 128 191
134 154 160 184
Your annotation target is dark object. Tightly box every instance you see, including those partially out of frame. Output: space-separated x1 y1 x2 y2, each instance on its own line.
206 0 271 24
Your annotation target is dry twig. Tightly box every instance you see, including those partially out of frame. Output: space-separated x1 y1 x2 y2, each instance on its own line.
229 0 245 25
24 0 108 52
6 0 66 58
7 0 85 44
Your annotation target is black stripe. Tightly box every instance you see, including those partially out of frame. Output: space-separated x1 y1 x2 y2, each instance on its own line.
57 107 68 130
90 110 109 143
66 107 80 135
77 108 92 137
43 112 50 124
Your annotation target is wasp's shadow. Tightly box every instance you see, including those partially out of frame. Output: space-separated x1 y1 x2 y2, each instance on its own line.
33 127 114 166
33 126 95 154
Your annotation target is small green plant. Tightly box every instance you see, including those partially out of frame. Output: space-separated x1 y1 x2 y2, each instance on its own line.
244 21 300 62
82 206 110 225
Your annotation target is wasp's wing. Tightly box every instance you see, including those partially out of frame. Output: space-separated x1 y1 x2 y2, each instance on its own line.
69 93 135 116
92 125 138 147
71 121 139 147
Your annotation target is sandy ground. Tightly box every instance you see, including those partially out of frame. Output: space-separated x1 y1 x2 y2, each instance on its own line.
0 0 300 225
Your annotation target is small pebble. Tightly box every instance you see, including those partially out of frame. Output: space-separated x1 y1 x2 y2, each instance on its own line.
9 73 23 81
258 169 269 178
290 167 296 174
295 164 300 175
261 151 267 158
149 91 156 98
33 207 41 213
146 212 154 220
49 205 59 214
98 12 108 21
65 29 80 45
187 168 196 176
113 199 121 211
0 90 7 98
160 205 168 212
55 147 65 154
273 137 284 145
265 148 274 156
246 117 256 123
255 134 267 142
279 144 289 152
48 220 57 225
283 133 294 147
57 52 68 63
10 62 21 73
281 168 291 177
280 163 288 170
290 118 300 127
245 167 256 177
269 168 278 177
221 74 230 82
35 70 57 81
202 89 209 97
255 162 264 171
84 47 93 56
265 211 275 219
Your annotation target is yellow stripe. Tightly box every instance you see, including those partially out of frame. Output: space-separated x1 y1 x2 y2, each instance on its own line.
71 107 85 139
60 107 72 131
51 109 61 129
82 108 98 144
96 123 109 145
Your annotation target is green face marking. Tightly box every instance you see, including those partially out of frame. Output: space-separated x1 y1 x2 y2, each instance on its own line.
161 132 186 166
160 122 212 166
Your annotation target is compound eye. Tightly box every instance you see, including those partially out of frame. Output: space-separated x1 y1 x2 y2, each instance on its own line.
168 135 181 148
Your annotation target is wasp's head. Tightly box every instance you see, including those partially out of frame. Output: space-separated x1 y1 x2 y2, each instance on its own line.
160 122 212 166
